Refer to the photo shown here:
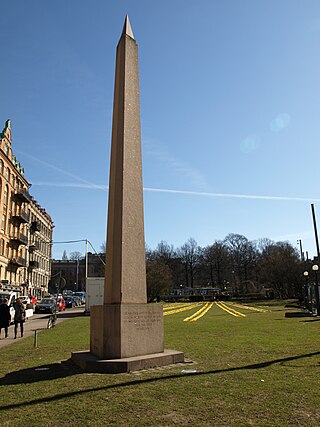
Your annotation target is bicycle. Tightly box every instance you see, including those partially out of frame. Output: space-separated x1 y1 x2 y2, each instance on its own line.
47 308 57 329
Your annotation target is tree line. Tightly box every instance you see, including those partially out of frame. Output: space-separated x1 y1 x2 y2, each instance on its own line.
146 233 309 302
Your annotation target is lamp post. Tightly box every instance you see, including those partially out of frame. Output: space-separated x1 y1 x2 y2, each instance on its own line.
311 265 320 316
297 240 304 261
303 271 311 312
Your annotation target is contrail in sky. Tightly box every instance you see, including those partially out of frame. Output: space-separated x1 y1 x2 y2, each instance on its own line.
144 187 320 202
31 182 320 203
20 150 320 203
15 150 96 186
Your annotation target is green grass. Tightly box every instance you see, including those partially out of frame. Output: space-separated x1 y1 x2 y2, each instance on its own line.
0 301 319 426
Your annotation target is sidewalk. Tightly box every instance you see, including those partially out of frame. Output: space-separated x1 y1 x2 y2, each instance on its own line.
0 306 85 349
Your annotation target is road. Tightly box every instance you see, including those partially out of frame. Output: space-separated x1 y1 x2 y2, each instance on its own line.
0 306 85 349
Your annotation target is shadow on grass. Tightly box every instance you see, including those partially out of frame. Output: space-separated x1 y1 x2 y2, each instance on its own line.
0 351 319 410
57 309 85 320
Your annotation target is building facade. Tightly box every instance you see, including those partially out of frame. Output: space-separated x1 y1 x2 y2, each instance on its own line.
50 252 105 293
0 119 54 297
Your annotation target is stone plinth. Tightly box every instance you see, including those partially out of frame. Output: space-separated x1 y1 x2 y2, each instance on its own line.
71 349 185 374
90 303 164 359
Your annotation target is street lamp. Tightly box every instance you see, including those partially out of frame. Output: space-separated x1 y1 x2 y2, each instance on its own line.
303 271 311 312
311 265 320 316
297 240 304 261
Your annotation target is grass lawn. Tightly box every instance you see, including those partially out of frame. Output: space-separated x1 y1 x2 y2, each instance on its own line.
0 300 319 426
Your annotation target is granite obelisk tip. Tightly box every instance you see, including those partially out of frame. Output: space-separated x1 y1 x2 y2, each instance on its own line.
122 15 134 39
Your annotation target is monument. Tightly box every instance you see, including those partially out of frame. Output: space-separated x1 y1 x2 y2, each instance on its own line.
72 16 184 373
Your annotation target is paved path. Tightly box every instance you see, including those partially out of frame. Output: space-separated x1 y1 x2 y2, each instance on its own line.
0 306 85 349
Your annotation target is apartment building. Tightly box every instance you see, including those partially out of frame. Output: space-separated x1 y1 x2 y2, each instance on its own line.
0 119 54 297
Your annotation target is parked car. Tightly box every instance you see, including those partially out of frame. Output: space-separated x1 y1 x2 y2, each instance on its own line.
64 296 76 308
35 298 56 314
73 292 86 304
72 296 82 306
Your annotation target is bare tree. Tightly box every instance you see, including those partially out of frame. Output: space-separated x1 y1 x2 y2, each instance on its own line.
177 238 202 288
224 233 257 287
203 241 230 289
258 241 302 298
69 251 83 260
146 259 173 302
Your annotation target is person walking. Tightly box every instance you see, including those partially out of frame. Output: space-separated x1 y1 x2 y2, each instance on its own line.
0 298 11 339
14 298 25 339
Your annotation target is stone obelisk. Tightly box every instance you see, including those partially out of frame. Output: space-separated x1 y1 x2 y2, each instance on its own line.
72 16 184 373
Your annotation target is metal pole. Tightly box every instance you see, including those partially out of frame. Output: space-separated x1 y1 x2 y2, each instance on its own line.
311 204 320 259
34 330 38 348
311 204 320 315
85 240 88 291
314 270 320 316
297 239 304 261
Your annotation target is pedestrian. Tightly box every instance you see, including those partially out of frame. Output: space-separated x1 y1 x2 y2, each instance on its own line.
0 298 11 339
14 298 26 339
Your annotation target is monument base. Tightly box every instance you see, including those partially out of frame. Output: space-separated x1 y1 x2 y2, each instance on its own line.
71 349 185 373
90 303 164 359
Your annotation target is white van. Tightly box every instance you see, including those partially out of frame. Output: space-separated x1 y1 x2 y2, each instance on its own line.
0 291 18 323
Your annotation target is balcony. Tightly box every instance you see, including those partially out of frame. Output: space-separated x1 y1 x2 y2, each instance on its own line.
29 243 38 252
11 211 30 224
30 221 41 233
9 257 27 267
29 260 39 269
10 232 28 246
14 189 31 204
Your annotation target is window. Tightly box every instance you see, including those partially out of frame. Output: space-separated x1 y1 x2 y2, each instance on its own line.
1 215 6 232
4 145 8 156
5 168 9 181
0 160 3 175
3 186 8 207
0 239 4 256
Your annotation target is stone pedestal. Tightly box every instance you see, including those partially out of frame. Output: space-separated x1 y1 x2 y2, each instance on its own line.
90 303 164 359
71 303 184 373
71 349 185 374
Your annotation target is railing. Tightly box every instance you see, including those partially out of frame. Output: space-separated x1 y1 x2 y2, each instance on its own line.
9 257 27 267
11 210 30 224
29 243 38 252
29 260 39 268
30 221 41 232
10 232 28 246
14 189 31 203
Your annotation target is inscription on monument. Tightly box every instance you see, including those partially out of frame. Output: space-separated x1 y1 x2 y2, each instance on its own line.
123 311 162 331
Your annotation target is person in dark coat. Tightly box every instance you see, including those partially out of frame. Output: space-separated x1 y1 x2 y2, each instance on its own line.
14 298 25 339
0 298 11 338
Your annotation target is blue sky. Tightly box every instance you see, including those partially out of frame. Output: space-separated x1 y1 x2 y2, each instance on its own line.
1 0 320 260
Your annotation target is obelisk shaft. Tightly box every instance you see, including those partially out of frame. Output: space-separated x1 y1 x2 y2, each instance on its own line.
104 17 147 304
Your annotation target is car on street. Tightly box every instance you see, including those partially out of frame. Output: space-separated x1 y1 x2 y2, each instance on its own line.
72 296 82 306
34 298 56 314
64 296 76 308
73 292 86 304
